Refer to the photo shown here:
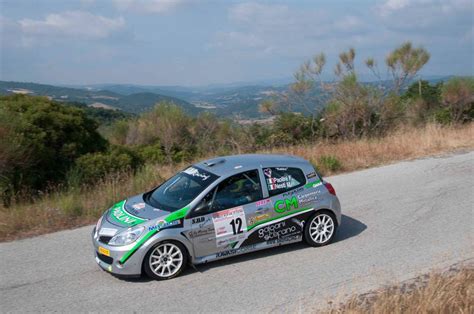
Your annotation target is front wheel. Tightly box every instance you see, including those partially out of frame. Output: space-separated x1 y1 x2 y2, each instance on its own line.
143 241 188 280
304 211 337 247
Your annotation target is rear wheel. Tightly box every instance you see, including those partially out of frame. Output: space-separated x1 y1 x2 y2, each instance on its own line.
304 211 337 247
144 241 187 280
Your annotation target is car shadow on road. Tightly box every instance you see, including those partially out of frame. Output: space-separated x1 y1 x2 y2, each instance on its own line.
333 214 367 243
117 214 366 282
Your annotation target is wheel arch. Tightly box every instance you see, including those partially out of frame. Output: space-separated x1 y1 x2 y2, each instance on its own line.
312 207 339 227
141 236 192 274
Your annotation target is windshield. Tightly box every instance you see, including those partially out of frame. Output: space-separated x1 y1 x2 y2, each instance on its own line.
145 166 218 212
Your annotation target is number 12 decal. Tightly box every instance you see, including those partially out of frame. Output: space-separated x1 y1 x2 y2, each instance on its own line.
230 217 243 235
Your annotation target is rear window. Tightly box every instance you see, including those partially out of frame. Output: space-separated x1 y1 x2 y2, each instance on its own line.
263 167 306 196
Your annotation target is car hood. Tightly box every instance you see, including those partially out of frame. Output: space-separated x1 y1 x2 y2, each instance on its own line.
106 194 170 227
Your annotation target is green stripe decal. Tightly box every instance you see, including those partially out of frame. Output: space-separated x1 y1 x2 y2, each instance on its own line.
164 206 190 223
119 230 157 264
305 180 322 189
110 200 146 226
247 207 313 231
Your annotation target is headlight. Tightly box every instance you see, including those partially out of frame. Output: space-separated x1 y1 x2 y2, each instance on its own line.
108 225 145 246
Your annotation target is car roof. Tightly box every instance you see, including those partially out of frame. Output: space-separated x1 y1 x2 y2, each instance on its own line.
194 154 309 177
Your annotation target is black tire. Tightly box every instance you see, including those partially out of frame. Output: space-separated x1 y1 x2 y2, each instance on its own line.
143 241 188 280
304 210 337 247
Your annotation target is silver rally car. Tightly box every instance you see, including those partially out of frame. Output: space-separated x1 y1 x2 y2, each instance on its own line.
92 154 341 280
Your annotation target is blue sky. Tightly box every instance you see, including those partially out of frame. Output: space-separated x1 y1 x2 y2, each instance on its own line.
1 0 472 86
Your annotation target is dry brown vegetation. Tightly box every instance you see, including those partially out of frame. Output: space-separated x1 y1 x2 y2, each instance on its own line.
0 123 472 241
268 123 474 176
320 265 473 314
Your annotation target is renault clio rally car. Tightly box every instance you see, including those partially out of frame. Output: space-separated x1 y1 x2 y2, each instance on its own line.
92 154 341 280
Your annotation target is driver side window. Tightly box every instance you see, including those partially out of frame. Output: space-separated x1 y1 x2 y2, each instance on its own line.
193 169 262 216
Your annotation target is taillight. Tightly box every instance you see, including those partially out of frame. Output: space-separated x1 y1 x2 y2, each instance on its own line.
324 182 336 196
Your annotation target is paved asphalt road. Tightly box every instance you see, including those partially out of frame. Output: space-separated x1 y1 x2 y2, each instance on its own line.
1 151 473 312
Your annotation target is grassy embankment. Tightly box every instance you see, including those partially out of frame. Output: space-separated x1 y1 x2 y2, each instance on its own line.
318 265 473 313
0 123 472 241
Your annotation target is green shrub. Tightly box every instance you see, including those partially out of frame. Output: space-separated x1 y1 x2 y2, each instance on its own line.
137 143 166 164
0 95 107 205
70 146 142 186
432 108 452 125
317 155 343 174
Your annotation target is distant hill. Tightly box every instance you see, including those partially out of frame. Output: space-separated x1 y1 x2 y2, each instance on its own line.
0 81 200 115
92 84 294 118
1 76 454 120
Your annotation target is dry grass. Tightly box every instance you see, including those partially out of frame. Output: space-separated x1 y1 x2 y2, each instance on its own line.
320 265 474 314
0 123 473 241
268 123 474 176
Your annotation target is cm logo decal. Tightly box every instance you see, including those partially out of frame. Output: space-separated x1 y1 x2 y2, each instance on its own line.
274 196 299 213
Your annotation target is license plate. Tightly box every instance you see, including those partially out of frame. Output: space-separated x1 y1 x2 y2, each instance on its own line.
98 246 110 257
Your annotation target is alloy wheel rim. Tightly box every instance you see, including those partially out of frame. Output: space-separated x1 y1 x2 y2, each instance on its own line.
149 243 183 277
309 214 334 244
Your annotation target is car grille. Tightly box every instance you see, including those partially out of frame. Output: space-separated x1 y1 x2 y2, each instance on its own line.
99 236 112 244
97 252 113 265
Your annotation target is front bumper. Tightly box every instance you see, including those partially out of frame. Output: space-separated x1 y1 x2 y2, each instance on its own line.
91 228 146 276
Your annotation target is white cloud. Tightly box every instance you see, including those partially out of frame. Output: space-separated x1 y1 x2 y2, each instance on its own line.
377 0 410 17
212 2 367 58
376 0 472 22
19 11 124 39
113 0 186 14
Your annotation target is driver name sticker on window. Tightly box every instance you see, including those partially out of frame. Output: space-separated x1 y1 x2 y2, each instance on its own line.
267 175 293 190
212 206 247 247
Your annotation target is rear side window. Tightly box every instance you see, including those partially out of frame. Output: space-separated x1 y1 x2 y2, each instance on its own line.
263 167 306 196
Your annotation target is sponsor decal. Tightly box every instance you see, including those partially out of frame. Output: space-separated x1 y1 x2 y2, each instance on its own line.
187 226 214 239
266 234 301 246
110 201 146 226
274 196 299 213
148 219 180 231
255 199 271 206
183 167 211 181
192 217 205 224
132 202 146 210
212 206 247 247
304 180 322 189
306 172 317 179
263 168 272 178
216 244 257 258
249 213 270 226
275 167 288 171
297 190 321 205
257 221 298 241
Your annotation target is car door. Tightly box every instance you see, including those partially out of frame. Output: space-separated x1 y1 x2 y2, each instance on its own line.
188 169 264 259
243 166 309 245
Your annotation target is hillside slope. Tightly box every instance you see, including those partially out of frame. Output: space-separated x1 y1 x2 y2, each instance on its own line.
0 81 199 115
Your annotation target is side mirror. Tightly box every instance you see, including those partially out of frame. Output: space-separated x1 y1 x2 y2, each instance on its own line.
190 201 211 217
